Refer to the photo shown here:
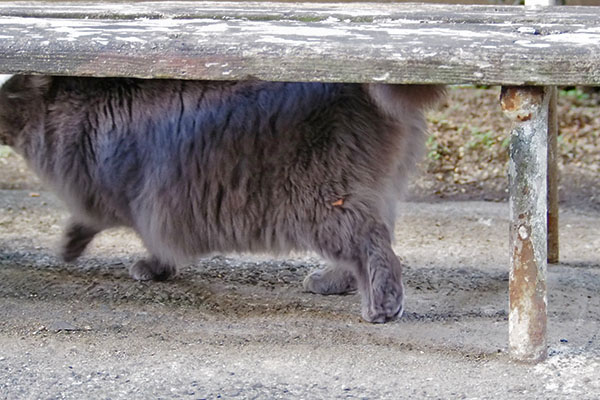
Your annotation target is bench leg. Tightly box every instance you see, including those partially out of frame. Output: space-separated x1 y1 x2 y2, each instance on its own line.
501 86 549 362
547 86 559 264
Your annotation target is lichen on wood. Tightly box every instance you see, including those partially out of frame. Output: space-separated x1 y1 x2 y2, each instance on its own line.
0 2 600 85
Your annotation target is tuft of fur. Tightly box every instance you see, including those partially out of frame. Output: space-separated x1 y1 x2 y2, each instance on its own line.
0 76 443 323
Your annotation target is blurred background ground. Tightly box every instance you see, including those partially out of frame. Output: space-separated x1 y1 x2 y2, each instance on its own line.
412 86 600 212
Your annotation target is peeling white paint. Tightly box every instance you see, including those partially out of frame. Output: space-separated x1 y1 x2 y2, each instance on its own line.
115 36 146 44
384 27 514 40
255 36 311 46
545 32 600 46
194 22 230 33
372 72 390 81
250 24 370 40
515 40 551 48
477 218 492 226
518 225 529 240
50 26 102 39
509 307 533 357
517 26 537 34
92 38 108 46
578 26 600 34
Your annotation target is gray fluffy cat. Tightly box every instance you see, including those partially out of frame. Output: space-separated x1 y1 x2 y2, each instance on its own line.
0 75 443 323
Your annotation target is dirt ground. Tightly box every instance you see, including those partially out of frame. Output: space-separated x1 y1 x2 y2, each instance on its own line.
1 86 599 399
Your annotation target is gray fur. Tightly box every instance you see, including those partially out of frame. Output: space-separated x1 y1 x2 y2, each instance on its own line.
0 75 443 323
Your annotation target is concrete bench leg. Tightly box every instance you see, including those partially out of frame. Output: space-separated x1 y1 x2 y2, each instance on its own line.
501 86 549 362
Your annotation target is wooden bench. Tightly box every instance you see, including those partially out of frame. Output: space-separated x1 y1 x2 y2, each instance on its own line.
1 1 599 363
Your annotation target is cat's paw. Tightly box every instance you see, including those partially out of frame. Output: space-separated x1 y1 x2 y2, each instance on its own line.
361 280 404 323
129 258 176 281
303 267 356 295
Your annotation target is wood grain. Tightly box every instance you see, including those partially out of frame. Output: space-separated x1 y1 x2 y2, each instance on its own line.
0 2 599 85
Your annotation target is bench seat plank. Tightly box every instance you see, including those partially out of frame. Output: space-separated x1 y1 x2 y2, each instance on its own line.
1 2 599 85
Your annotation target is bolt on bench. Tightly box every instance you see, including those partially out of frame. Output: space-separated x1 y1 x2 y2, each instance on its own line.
1 1 599 363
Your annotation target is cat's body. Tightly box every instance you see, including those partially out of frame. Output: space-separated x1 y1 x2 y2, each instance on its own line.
0 75 443 322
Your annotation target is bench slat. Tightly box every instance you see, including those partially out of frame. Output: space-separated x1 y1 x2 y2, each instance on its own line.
1 2 599 85
1 1 599 25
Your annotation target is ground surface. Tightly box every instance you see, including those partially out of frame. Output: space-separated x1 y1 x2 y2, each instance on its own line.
1 86 599 399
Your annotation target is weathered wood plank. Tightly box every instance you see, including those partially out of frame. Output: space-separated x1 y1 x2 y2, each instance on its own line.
0 2 599 85
0 1 598 26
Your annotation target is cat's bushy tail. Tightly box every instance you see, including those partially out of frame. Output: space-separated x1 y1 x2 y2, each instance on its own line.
365 84 445 118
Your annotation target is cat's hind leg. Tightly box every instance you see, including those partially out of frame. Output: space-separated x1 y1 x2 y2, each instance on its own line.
303 264 357 295
60 221 100 262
